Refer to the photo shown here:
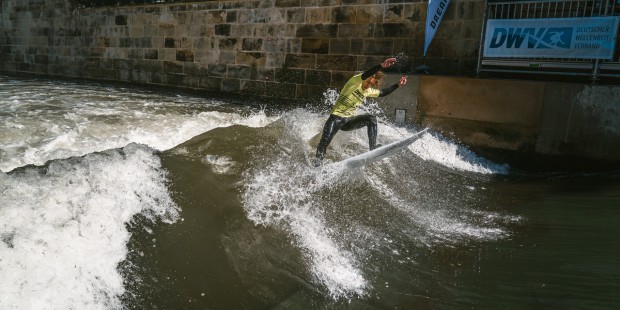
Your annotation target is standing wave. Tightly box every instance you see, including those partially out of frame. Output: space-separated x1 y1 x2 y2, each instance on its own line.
0 144 178 309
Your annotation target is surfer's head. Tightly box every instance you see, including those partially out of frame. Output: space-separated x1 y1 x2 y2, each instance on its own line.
366 71 384 88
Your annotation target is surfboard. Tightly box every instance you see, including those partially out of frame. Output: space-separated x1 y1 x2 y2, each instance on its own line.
330 128 428 169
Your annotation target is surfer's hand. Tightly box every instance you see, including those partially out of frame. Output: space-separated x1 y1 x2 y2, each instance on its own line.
398 76 407 87
381 58 397 68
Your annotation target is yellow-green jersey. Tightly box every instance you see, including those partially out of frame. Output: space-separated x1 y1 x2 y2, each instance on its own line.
330 73 381 118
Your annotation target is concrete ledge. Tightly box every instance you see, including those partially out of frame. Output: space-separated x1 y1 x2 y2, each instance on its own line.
411 76 620 167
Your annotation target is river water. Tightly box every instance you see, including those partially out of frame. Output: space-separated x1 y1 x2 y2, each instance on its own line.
1 75 618 309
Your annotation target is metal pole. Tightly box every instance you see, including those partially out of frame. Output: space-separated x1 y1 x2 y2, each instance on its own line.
592 59 601 83
476 0 490 77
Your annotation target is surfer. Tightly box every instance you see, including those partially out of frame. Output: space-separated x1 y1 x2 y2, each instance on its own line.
314 57 407 166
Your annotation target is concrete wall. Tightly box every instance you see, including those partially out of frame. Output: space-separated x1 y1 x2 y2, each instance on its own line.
411 76 620 165
0 0 483 101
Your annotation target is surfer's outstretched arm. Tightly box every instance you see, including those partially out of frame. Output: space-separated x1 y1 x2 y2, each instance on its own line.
378 76 407 97
379 84 399 97
361 58 398 80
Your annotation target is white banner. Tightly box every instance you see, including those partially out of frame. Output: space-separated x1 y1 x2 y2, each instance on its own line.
483 17 620 59
424 0 451 56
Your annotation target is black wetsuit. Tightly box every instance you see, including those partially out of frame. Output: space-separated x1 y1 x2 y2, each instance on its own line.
315 65 399 162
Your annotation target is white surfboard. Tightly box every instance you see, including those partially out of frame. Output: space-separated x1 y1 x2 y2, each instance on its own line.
331 128 428 169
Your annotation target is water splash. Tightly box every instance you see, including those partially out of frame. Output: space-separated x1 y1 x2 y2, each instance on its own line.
0 144 178 309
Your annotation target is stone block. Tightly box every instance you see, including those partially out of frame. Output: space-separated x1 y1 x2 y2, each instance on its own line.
164 37 175 48
164 61 184 74
296 24 338 38
251 66 276 81
394 38 423 58
255 24 296 37
305 7 332 24
305 69 331 86
385 5 404 23
241 80 267 97
351 39 364 54
31 64 48 74
134 59 163 72
238 10 268 24
176 50 194 62
189 25 208 37
91 47 105 58
338 23 374 38
435 21 462 41
149 72 168 85
208 63 227 77
129 25 144 37
329 38 350 54
236 52 266 67
268 81 297 99
266 8 286 23
286 8 305 23
356 6 383 23
364 39 394 56
266 53 285 68
34 54 48 64
296 84 326 102
332 6 356 23
230 24 254 37
242 38 263 51
284 53 316 69
316 55 357 71
135 37 152 48
193 37 212 50
119 37 132 48
160 25 174 37
275 68 305 84
145 25 159 36
167 73 188 86
357 56 384 71
183 62 209 76
287 38 302 53
227 64 252 79
115 15 127 26
276 0 301 7
222 78 241 92
215 24 231 36
461 20 482 39
161 48 177 61
226 11 238 23
218 38 238 50
376 23 408 38
219 50 237 63
302 38 329 54
128 49 145 60
263 37 286 53
207 10 226 23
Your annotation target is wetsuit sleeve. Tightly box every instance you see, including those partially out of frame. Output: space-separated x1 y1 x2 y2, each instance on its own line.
361 64 383 80
378 83 399 97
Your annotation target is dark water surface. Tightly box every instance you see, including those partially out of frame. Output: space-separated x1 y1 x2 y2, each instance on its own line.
1 76 618 309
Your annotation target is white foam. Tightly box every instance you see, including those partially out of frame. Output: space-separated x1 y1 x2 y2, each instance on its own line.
407 130 509 175
0 108 277 173
202 155 236 174
0 78 278 172
242 157 368 299
0 143 179 309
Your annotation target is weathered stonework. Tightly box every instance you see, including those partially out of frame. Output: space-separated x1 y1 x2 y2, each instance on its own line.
0 0 484 100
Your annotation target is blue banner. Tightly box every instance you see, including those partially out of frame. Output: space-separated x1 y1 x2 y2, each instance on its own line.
483 17 620 59
425 0 451 57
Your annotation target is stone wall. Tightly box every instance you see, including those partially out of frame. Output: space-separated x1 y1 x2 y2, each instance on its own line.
0 0 484 101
